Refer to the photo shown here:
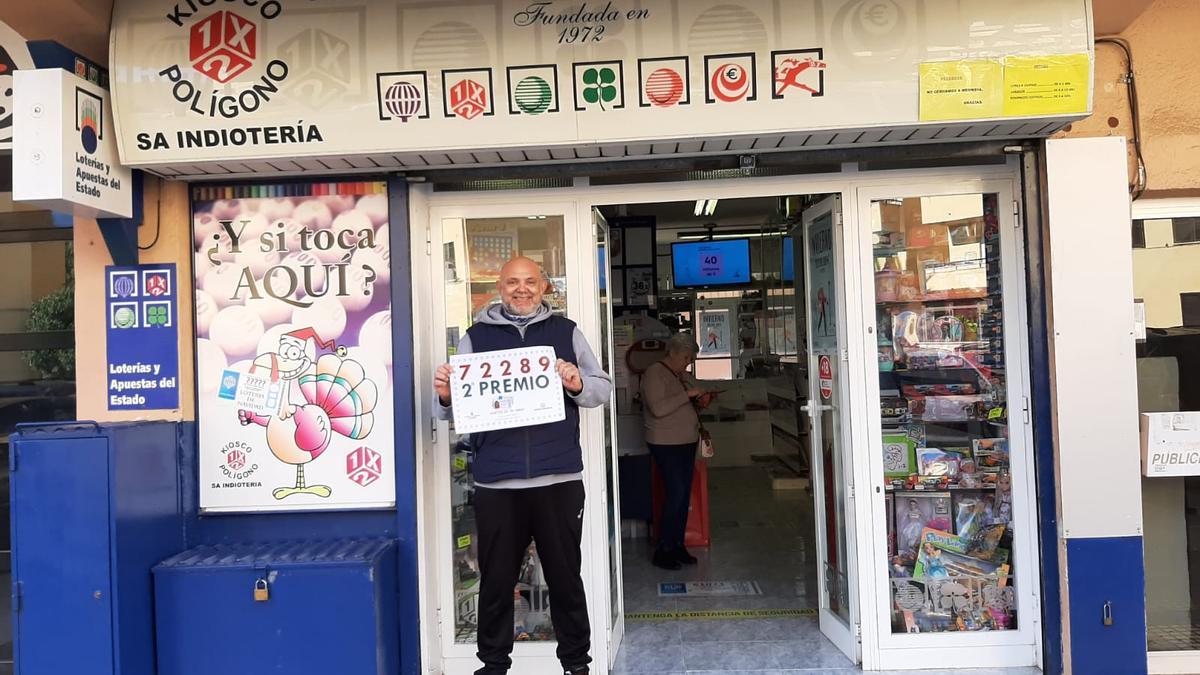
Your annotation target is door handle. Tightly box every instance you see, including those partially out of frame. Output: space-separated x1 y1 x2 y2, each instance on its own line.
799 403 833 416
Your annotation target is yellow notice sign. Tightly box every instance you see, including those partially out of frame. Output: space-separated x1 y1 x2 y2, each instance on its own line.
919 61 1003 121
1003 54 1090 116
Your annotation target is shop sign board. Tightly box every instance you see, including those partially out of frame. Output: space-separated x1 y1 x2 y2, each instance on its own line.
448 346 565 434
108 0 1092 168
13 69 133 218
194 182 395 512
106 264 180 410
1141 412 1200 478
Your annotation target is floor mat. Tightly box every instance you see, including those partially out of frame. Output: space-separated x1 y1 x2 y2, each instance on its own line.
658 580 763 596
626 607 817 621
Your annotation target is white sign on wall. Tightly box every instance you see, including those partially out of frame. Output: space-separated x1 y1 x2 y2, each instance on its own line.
1141 412 1200 478
13 69 133 218
108 0 1091 168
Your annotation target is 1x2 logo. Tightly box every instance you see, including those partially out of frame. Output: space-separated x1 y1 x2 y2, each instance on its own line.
158 0 291 119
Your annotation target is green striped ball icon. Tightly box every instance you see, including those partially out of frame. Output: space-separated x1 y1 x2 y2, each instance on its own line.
515 76 552 114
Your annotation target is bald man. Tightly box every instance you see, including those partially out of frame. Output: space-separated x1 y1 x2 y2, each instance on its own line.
435 256 612 675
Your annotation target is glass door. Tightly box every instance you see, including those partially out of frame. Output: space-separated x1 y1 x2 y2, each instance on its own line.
593 208 625 670
799 195 862 661
430 203 582 675
860 184 1039 669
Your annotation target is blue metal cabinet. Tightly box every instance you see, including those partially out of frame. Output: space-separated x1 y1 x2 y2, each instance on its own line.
153 539 399 675
10 422 183 675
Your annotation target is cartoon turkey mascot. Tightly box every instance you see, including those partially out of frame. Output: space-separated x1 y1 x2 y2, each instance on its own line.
238 327 378 500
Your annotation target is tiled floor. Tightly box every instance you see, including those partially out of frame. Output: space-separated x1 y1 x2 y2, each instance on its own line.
609 465 1041 675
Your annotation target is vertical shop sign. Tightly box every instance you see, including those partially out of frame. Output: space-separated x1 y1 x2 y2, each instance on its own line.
808 214 837 353
106 264 180 410
193 184 395 512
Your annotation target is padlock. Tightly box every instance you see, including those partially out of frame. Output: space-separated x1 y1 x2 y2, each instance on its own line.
254 578 270 602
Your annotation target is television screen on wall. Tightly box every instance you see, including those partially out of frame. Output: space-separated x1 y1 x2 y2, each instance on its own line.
782 236 795 282
671 239 752 288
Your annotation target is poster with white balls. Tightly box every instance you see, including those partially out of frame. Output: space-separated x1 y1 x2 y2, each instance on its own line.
194 182 395 513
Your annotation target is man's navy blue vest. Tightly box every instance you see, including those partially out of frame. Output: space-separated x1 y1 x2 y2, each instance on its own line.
465 315 582 483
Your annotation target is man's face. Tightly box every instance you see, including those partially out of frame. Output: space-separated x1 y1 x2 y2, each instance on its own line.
497 258 544 315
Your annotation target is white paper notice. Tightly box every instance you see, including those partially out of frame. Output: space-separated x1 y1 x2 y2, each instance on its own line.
450 346 566 434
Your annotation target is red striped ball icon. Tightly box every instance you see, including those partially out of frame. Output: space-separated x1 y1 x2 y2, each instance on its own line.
644 68 684 107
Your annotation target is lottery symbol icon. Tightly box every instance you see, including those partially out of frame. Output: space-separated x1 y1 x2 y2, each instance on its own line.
644 68 683 107
450 79 487 119
383 81 423 121
711 63 750 102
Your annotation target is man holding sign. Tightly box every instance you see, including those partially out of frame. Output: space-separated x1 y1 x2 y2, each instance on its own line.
435 257 612 675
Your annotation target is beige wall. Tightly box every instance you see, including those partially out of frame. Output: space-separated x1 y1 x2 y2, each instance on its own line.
1133 244 1200 329
74 176 195 422
1060 0 1200 197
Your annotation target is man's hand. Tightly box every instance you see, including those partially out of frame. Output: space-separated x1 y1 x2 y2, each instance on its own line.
435 363 453 405
557 359 583 394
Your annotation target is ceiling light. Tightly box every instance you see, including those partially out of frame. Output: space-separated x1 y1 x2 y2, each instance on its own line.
693 200 705 216
704 199 718 216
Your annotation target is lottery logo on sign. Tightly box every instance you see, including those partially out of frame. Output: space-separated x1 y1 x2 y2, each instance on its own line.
449 79 487 119
638 57 689 108
705 54 756 104
819 355 833 400
111 273 137 298
346 446 383 487
376 71 429 122
772 49 827 98
645 68 683 107
443 68 494 119
226 448 247 471
144 271 170 296
111 303 139 329
508 65 558 116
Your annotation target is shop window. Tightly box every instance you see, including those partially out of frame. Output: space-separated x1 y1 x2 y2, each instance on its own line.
1133 220 1146 249
441 214 567 645
1172 217 1200 245
873 194 1018 634
1182 293 1200 328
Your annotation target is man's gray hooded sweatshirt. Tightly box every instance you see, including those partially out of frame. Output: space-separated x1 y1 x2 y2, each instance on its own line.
438 302 613 489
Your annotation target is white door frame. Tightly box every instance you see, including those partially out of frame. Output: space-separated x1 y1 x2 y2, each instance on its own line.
1133 197 1200 675
408 163 1034 674
852 175 1042 670
801 193 863 662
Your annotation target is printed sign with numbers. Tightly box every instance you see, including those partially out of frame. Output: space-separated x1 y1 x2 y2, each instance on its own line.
449 346 565 434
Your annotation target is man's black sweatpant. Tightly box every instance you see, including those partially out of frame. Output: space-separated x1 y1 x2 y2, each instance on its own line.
474 480 590 673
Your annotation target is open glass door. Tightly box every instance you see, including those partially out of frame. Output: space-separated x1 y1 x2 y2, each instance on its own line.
798 195 862 662
592 207 625 670
431 203 583 675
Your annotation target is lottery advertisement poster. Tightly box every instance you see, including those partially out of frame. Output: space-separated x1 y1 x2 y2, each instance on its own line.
193 183 396 513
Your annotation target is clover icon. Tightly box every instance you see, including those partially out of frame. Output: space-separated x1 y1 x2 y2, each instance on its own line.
582 67 618 109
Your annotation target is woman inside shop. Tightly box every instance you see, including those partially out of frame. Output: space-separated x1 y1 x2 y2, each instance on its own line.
640 333 713 570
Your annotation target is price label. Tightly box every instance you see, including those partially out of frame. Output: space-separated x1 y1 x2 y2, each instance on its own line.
457 534 472 549
449 346 566 434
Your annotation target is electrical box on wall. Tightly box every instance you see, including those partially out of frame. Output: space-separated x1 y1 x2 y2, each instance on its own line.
1141 412 1200 477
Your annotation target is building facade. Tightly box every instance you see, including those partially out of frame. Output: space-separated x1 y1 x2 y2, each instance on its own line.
2 0 1183 673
